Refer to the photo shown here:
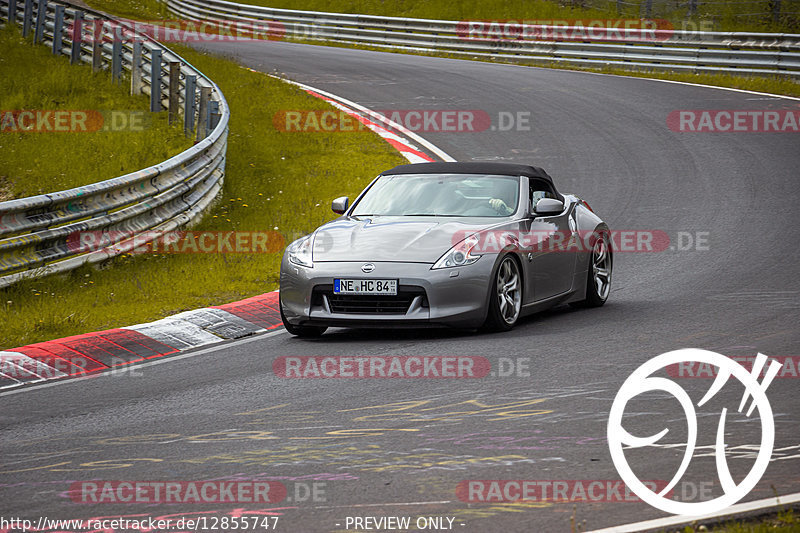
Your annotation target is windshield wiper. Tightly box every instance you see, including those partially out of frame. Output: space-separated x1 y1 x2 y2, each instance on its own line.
353 213 456 217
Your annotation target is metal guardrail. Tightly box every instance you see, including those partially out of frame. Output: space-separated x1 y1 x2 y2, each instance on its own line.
0 0 229 288
166 0 800 77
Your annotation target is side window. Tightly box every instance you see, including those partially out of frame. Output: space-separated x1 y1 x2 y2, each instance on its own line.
531 190 548 205
530 180 556 208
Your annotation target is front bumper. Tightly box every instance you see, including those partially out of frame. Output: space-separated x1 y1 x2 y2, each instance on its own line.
279 257 495 329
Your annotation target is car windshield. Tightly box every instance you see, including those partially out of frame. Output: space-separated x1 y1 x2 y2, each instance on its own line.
350 174 520 217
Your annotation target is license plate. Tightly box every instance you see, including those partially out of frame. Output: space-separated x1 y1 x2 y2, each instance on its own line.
334 279 398 295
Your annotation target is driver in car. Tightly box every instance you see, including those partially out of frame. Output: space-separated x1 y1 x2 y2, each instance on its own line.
489 189 516 215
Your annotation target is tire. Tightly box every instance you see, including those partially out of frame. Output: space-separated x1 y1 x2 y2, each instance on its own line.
280 298 327 337
570 230 612 308
482 255 523 332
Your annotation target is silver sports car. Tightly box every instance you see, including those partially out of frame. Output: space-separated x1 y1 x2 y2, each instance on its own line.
279 162 611 337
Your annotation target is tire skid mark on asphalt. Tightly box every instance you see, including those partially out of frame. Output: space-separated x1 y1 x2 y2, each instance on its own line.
0 392 562 477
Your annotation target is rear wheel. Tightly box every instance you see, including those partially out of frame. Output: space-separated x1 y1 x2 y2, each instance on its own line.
571 231 612 308
280 299 327 337
482 255 522 332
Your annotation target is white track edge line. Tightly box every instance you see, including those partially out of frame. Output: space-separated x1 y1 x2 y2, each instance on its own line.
493 60 800 102
0 328 287 397
624 76 800 102
316 44 800 103
586 491 800 533
269 75 456 162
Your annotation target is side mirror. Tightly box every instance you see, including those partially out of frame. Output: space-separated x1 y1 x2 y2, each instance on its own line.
533 198 564 216
331 196 349 214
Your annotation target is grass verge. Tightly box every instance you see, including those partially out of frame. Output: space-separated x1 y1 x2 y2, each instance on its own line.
80 0 170 20
234 0 799 33
85 0 799 97
85 0 800 99
273 36 800 98
0 24 191 199
673 507 800 532
0 34 405 348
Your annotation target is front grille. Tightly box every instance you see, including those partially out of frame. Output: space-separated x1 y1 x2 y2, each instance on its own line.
313 286 427 315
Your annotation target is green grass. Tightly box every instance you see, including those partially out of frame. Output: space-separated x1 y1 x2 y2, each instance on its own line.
85 0 800 32
235 0 800 33
277 34 800 98
584 66 800 98
0 36 405 348
84 0 800 98
83 0 169 20
469 51 800 99
0 25 191 199
673 508 800 532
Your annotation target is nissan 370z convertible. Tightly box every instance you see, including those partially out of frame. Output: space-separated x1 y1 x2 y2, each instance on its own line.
279 162 612 337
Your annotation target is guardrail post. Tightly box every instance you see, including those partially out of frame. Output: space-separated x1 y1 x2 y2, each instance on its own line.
183 74 196 137
92 20 103 71
197 85 211 141
168 61 180 125
209 100 220 131
131 41 143 95
8 0 16 24
150 48 162 112
22 0 32 37
112 38 122 83
52 4 64 54
0 2 230 288
34 0 46 44
70 11 83 64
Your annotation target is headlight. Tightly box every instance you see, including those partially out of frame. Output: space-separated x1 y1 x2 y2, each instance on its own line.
287 235 314 268
432 234 481 269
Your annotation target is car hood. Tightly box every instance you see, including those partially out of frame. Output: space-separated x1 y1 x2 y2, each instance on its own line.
311 216 497 263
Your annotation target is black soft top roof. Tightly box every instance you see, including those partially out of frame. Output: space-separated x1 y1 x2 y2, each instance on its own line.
382 162 556 188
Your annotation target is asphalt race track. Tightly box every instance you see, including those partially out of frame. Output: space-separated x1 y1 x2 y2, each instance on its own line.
2 41 799 532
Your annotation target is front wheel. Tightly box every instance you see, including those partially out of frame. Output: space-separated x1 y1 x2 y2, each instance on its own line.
482 255 522 332
280 299 327 337
571 231 612 308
